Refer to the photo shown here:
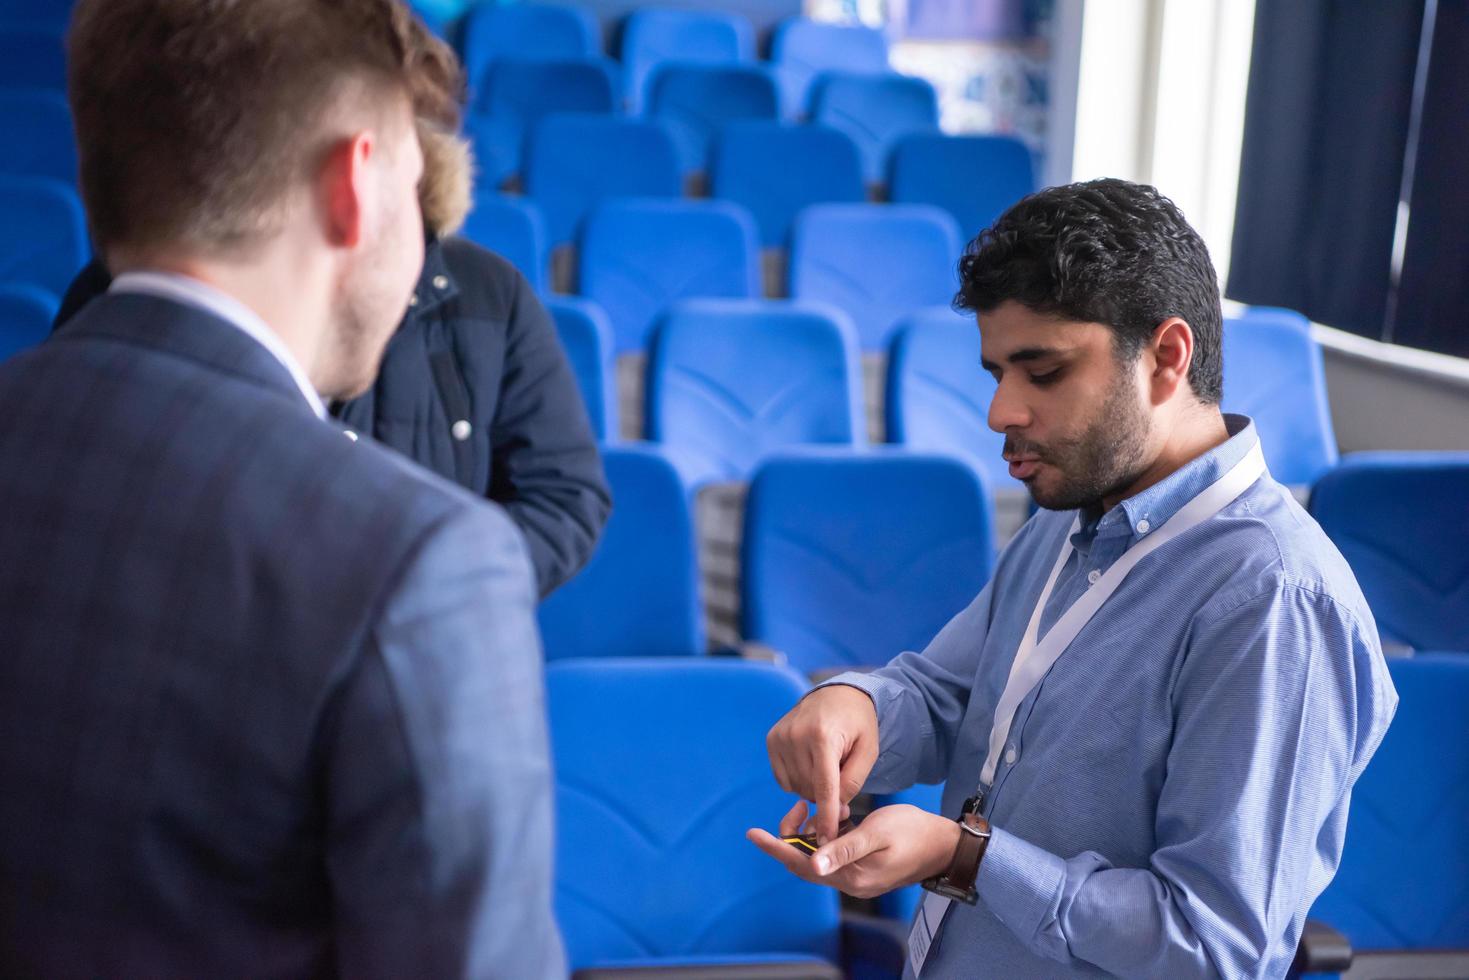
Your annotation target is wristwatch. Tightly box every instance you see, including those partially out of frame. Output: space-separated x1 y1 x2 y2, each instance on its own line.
920 795 992 905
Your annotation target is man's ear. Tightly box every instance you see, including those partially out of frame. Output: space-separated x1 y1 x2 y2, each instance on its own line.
320 132 374 249
1148 316 1195 405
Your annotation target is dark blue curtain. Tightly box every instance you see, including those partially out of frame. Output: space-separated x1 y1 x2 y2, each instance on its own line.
1393 0 1469 357
1226 0 1425 340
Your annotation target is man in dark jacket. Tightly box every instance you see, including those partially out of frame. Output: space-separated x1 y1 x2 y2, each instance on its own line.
55 122 610 598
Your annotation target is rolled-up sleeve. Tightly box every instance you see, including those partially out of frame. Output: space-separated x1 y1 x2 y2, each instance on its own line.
973 582 1396 980
321 502 565 980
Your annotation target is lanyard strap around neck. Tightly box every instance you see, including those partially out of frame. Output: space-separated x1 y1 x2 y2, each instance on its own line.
978 441 1268 788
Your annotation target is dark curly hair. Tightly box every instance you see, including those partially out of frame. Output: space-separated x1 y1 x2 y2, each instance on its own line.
954 178 1223 404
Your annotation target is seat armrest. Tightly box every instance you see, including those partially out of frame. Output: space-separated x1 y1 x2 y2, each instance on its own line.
809 664 878 684
574 963 841 980
1290 918 1352 976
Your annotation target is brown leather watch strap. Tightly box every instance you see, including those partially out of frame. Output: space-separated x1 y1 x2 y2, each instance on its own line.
943 811 992 895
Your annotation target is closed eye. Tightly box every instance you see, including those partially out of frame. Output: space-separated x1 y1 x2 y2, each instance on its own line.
1029 368 1064 386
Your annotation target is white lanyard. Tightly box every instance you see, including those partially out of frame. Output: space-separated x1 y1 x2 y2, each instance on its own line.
910 440 1267 977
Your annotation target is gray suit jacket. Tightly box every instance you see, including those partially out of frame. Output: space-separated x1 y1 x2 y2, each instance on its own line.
0 292 564 978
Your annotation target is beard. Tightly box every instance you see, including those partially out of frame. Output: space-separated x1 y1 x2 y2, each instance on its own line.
1004 369 1153 513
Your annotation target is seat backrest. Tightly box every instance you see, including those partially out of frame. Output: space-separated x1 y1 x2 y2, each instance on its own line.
0 176 88 296
1308 655 1469 949
789 203 962 350
0 282 58 363
742 450 993 674
770 18 889 117
1221 313 1337 485
886 307 1014 488
1310 453 1469 652
809 72 939 183
0 28 66 89
537 445 703 659
646 299 863 485
459 193 548 292
547 658 840 968
523 114 682 246
579 197 760 354
459 2 599 86
0 88 74 185
545 295 617 441
646 63 779 175
475 56 618 121
620 8 754 111
466 58 619 186
888 133 1035 240
710 121 865 248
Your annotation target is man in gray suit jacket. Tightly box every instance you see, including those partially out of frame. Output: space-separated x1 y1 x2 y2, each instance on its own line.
0 1 564 977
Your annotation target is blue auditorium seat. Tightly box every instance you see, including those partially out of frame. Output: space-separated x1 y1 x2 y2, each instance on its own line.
886 307 1014 488
770 18 890 118
742 449 993 676
809 72 940 184
0 89 74 185
465 57 619 187
1310 453 1469 654
0 282 57 363
710 122 865 248
458 193 548 292
1221 312 1338 485
1 1 72 33
547 658 861 975
790 203 962 350
646 64 780 175
0 176 88 296
889 133 1036 239
578 198 760 354
1305 655 1469 976
0 28 66 90
523 114 681 246
545 295 617 441
620 8 754 112
537 446 702 659
646 300 863 486
459 2 599 87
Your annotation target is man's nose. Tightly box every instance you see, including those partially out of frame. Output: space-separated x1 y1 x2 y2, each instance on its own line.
988 378 1031 434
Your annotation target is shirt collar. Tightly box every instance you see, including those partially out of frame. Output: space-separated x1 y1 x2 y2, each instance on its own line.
109 271 327 419
1096 414 1261 544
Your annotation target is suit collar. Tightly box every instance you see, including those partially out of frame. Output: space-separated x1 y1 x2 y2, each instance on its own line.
59 291 319 417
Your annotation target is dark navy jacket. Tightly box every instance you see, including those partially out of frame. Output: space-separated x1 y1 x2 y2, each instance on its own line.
0 292 564 977
55 236 610 597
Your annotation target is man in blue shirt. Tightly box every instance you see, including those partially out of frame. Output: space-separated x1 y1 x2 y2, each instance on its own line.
750 179 1397 978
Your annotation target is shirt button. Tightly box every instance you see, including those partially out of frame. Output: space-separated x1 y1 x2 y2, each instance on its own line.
408 294 419 306
451 419 472 441
344 429 358 442
1136 519 1151 534
433 275 449 290
1004 746 1018 766
1087 569 1101 585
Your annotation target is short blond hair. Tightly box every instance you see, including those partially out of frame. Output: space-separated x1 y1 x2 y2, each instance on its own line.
69 0 464 254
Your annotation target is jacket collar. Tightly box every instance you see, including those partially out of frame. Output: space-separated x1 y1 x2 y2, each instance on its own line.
406 235 460 319
58 291 316 417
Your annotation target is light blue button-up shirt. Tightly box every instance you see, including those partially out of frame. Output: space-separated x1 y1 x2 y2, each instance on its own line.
827 416 1397 979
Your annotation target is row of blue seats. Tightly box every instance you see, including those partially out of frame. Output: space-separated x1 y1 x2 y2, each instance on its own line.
547 300 1337 486
541 439 1464 675
0 89 1035 251
545 650 1469 975
468 62 948 187
442 6 897 120
0 179 1025 362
